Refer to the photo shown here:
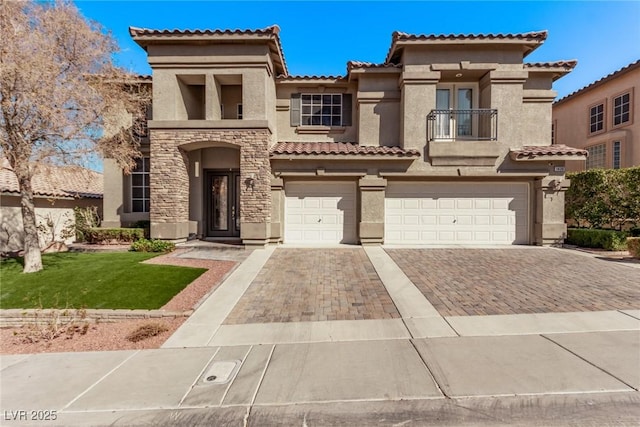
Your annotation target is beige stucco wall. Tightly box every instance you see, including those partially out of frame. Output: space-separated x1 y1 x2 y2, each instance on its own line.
553 65 639 171
102 148 151 228
402 45 524 68
357 73 401 147
0 196 102 252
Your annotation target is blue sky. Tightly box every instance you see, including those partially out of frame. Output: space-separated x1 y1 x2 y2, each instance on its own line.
75 1 640 99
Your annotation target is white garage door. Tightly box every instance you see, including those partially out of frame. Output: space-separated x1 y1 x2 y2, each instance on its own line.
285 182 357 244
385 182 529 245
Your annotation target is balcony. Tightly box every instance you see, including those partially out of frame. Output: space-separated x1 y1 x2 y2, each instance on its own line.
427 109 498 142
426 109 500 167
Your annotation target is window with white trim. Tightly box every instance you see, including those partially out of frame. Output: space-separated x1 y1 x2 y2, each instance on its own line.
586 144 606 169
301 94 342 126
613 92 630 126
589 103 604 134
613 141 621 169
131 157 150 213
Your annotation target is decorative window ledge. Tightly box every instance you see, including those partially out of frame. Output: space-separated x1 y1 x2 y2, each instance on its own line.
295 126 346 135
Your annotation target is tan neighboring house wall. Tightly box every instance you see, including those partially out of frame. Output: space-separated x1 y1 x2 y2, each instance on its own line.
102 26 587 247
552 60 639 171
0 160 103 252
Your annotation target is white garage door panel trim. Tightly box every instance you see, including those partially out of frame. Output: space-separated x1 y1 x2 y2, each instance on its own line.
385 182 529 245
285 182 357 244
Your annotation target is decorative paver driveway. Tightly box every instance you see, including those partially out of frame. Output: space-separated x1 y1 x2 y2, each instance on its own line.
386 248 640 317
224 248 400 324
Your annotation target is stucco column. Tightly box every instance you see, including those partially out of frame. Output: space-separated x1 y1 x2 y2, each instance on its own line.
101 158 124 228
359 176 387 245
399 70 439 151
269 177 284 244
534 171 570 246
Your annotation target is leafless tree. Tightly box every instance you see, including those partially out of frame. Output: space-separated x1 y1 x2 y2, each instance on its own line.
0 0 149 272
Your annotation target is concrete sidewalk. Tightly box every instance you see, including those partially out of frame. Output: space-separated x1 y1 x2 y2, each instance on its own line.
1 330 639 426
1 246 639 426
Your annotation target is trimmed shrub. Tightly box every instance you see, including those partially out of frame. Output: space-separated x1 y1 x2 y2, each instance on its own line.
567 228 628 251
130 238 175 253
74 206 101 242
566 167 640 230
627 237 640 259
130 220 151 239
85 228 144 244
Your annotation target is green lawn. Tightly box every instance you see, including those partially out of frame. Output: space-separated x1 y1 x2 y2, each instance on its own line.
0 252 207 310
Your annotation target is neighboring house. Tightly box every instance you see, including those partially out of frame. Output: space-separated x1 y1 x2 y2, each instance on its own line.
0 159 103 252
552 60 639 171
102 26 586 247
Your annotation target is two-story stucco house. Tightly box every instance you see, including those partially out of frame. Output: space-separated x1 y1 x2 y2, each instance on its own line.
102 26 587 247
552 60 639 172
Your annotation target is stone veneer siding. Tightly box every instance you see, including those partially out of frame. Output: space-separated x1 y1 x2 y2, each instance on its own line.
149 128 272 228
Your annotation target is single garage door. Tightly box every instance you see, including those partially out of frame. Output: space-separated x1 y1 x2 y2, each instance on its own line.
285 181 357 244
385 182 529 245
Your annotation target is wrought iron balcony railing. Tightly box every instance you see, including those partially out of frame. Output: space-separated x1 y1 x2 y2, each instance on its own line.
427 109 498 142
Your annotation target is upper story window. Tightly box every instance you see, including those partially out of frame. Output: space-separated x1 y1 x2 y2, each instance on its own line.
586 144 606 169
613 92 630 126
301 94 343 126
589 103 604 134
131 157 150 213
290 93 352 129
551 122 556 144
613 141 621 169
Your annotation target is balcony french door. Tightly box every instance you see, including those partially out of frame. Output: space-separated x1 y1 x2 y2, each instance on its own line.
205 170 240 238
435 84 476 140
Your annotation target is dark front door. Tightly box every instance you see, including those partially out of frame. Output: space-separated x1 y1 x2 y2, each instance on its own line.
205 171 240 238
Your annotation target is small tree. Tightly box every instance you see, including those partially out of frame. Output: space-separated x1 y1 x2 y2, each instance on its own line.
0 1 149 272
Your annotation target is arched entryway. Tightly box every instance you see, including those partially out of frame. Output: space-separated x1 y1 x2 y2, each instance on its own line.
185 144 241 239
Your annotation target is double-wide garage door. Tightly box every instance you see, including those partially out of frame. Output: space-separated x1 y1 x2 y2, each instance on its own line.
385 182 529 245
285 182 357 244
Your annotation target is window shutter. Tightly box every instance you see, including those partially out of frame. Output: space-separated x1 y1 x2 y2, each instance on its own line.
290 93 301 126
342 94 352 126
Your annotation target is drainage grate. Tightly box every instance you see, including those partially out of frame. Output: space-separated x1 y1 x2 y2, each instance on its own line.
202 360 241 385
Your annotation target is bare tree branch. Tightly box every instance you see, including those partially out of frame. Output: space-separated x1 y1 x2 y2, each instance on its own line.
0 0 150 272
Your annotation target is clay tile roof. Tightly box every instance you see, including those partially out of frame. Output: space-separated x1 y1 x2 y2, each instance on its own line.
554 60 640 105
0 159 103 199
270 142 420 157
276 75 347 81
129 25 281 37
392 30 548 42
524 60 577 69
386 30 548 63
347 61 402 69
510 145 588 159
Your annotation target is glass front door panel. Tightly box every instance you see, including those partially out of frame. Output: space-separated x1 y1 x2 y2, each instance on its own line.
235 174 241 231
212 176 228 231
457 88 473 137
436 89 451 138
206 171 240 237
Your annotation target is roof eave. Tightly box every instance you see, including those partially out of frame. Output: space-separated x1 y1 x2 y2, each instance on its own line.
129 26 289 76
386 32 548 64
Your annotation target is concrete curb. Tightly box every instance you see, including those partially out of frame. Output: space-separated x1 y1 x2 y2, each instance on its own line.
0 308 192 327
